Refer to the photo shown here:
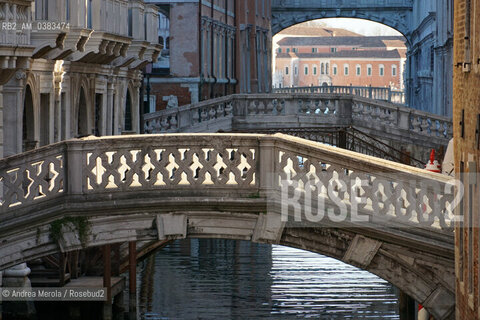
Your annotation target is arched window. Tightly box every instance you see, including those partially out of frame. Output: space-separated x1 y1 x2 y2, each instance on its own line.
356 64 361 76
332 64 338 75
321 63 325 74
367 64 372 76
344 64 349 76
313 65 317 75
304 65 308 75
379 64 385 76
285 66 289 75
77 87 89 137
22 85 36 151
392 64 397 76
125 90 132 131
326 63 329 75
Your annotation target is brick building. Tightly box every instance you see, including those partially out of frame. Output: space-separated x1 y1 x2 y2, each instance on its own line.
273 35 406 90
145 0 272 111
454 0 480 318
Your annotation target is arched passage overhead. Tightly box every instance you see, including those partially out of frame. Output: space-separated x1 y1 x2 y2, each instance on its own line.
271 0 413 41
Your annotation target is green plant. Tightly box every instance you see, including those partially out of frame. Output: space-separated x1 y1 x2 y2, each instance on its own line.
50 217 90 248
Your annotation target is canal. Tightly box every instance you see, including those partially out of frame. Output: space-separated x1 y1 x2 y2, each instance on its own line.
137 239 399 319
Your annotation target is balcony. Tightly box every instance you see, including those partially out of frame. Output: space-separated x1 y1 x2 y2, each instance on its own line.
0 0 34 84
119 2 162 70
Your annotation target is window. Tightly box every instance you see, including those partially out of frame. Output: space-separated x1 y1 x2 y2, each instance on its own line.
330 47 337 53
278 48 282 53
35 0 49 20
367 64 372 76
344 64 349 76
128 8 133 37
66 0 70 20
392 64 397 76
313 66 317 75
87 0 92 28
333 64 337 75
312 48 317 53
286 48 290 53
285 66 289 75
379 64 385 76
356 64 361 76
292 48 298 53
321 63 324 74
304 66 308 75
326 63 329 75
294 66 298 75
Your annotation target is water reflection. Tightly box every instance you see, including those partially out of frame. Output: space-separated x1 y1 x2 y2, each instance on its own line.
138 239 399 319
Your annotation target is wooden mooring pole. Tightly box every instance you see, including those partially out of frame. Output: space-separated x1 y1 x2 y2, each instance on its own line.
103 244 112 320
129 241 137 320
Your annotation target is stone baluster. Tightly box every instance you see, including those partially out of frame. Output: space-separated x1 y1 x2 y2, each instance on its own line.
420 118 430 135
208 106 217 120
200 108 208 122
257 101 266 114
225 102 233 115
312 100 319 114
411 116 421 132
160 117 169 131
248 101 257 115
170 115 178 130
266 100 274 114
216 104 224 118
192 108 200 124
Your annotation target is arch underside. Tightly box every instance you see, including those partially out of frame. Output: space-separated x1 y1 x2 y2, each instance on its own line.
0 194 454 319
272 8 411 40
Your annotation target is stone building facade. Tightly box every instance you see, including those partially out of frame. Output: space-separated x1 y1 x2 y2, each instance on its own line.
145 0 272 111
273 36 406 89
454 0 480 318
0 0 161 158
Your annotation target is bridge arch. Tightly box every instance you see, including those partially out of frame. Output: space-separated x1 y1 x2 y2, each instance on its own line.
0 134 455 319
2 209 454 319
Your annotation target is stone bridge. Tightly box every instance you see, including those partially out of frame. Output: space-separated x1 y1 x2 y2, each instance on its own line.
0 134 457 319
144 93 452 163
271 0 413 37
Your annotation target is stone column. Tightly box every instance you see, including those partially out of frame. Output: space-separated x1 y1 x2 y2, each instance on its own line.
2 263 36 318
3 72 26 156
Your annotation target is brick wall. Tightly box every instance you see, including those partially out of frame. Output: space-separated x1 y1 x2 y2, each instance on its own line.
454 0 480 319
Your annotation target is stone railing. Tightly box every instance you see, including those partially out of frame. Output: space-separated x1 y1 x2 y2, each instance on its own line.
273 85 405 105
0 134 457 232
0 0 32 46
143 94 452 147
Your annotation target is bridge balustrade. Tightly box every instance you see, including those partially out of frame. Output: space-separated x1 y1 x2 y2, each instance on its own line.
143 94 452 147
0 134 457 232
273 86 405 104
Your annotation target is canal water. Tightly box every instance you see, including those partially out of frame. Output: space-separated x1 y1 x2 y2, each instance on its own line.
137 239 399 319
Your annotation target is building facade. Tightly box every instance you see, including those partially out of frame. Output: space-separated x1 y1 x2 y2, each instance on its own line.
0 0 161 158
273 36 406 90
406 0 454 116
454 0 480 318
144 0 272 111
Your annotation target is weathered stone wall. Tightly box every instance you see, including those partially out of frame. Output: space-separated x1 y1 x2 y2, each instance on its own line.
453 0 480 319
